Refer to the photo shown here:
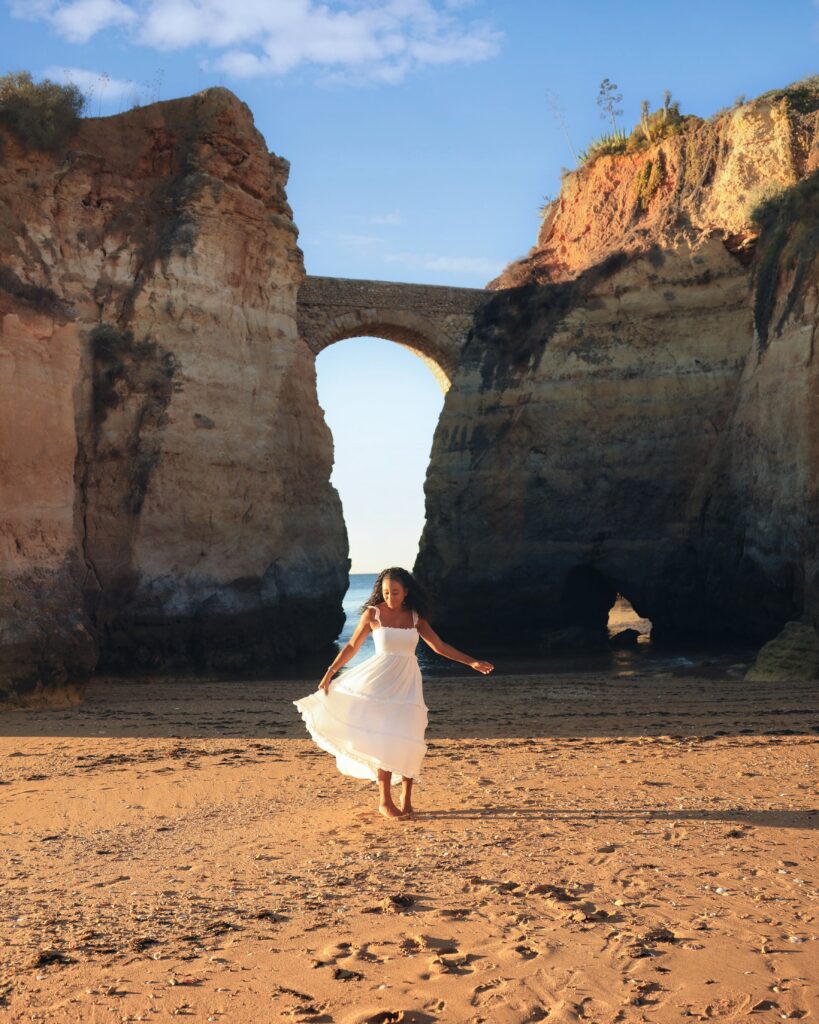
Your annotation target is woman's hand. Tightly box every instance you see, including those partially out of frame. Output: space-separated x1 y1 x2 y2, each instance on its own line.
317 610 375 696
471 659 494 675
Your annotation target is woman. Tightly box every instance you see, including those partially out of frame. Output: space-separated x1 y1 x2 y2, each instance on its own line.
293 567 494 819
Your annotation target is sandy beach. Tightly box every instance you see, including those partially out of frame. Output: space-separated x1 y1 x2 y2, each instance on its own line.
1 670 817 1023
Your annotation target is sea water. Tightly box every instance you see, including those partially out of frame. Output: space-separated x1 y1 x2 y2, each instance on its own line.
338 573 464 674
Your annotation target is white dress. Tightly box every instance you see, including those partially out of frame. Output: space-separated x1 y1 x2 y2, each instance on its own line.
293 605 428 784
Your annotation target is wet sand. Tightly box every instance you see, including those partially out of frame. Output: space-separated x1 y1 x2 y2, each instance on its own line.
1 671 817 1023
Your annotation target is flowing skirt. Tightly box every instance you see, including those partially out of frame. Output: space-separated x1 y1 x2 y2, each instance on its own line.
293 651 428 784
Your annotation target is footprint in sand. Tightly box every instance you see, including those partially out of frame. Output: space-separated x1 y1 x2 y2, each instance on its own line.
313 940 388 969
429 952 476 975
313 940 353 966
350 942 387 963
401 935 459 956
472 976 507 1008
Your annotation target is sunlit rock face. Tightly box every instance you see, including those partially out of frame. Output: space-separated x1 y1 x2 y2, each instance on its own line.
417 87 819 644
0 89 347 694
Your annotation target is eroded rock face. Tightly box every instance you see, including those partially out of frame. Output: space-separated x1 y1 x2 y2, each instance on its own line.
0 89 348 691
745 622 819 681
417 90 819 644
3 82 817 691
0 312 95 696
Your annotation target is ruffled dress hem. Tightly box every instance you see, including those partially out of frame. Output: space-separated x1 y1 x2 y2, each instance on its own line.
293 699 422 784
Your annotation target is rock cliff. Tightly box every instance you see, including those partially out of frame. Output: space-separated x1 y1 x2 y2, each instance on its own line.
0 89 348 695
3 78 817 694
416 81 819 645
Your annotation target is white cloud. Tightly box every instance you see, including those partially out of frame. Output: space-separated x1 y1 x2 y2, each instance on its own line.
384 250 503 277
13 0 136 42
44 65 137 102
11 0 501 85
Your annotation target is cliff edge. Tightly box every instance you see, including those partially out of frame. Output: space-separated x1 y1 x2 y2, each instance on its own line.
416 79 819 645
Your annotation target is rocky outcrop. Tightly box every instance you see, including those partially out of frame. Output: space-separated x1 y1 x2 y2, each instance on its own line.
3 78 818 693
416 82 819 645
0 89 348 694
745 622 819 681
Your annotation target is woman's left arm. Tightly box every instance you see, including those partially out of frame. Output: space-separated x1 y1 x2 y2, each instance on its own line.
417 618 494 674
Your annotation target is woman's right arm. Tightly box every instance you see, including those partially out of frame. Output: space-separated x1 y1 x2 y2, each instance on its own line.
416 617 494 675
319 609 374 694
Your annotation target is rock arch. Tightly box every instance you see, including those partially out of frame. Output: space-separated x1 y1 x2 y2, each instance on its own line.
297 275 489 390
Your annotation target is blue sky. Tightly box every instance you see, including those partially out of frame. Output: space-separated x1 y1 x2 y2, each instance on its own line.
2 1 817 572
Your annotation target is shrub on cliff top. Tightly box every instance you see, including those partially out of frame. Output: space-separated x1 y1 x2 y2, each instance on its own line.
757 75 819 115
578 88 687 168
626 93 687 150
577 128 628 165
0 71 85 154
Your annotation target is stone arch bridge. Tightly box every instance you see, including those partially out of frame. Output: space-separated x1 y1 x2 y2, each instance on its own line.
297 275 490 390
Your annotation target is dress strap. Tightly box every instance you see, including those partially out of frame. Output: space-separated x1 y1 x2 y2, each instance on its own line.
371 605 381 625
411 608 418 627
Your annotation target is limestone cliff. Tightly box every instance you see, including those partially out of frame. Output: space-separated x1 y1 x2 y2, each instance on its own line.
416 80 819 644
0 89 348 694
4 78 817 693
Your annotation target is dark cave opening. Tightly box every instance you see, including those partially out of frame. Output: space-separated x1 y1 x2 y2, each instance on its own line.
561 565 653 643
562 565 618 631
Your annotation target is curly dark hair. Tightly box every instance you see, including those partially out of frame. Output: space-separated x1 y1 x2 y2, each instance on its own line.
360 567 431 619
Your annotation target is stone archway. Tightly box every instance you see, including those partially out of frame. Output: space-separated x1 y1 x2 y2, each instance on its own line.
297 275 489 390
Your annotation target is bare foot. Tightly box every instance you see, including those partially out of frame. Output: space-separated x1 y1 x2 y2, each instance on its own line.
379 802 403 819
399 802 414 817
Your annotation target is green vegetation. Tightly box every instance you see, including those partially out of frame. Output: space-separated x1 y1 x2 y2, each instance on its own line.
629 90 686 148
748 168 819 350
574 76 819 175
0 71 85 154
756 74 819 115
578 83 689 168
577 128 628 165
576 78 628 164
633 151 667 213
573 74 818 174
538 193 556 221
